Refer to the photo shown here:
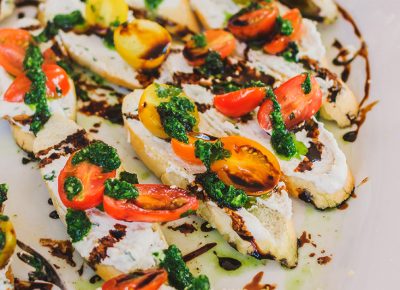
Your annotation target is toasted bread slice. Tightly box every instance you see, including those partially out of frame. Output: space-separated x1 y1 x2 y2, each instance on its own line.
126 0 200 32
279 0 338 24
123 89 298 268
0 0 14 21
180 84 354 209
32 114 168 281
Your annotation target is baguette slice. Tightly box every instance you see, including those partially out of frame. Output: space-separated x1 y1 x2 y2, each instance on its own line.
191 0 359 127
32 114 169 281
279 0 339 24
0 0 15 22
123 90 298 268
182 84 354 209
126 0 200 32
0 66 77 153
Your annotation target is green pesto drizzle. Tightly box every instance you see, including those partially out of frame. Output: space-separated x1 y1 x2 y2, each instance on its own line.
145 0 164 11
267 89 307 159
301 73 312 94
0 184 8 206
160 245 210 290
104 179 139 200
192 33 207 48
155 85 197 144
66 209 91 243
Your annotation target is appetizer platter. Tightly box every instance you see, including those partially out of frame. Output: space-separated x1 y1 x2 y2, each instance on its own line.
0 0 379 289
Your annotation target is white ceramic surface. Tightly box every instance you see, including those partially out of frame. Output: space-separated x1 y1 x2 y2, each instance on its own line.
0 0 399 289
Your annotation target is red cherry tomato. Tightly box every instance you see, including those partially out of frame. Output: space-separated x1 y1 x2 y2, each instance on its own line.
264 9 303 55
214 87 266 118
103 184 199 222
58 153 117 210
228 2 279 41
4 64 71 102
102 269 168 290
257 74 322 130
0 29 31 76
183 29 236 66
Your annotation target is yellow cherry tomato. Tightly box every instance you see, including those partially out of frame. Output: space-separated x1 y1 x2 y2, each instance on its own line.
85 0 128 28
114 19 172 70
0 217 16 268
211 136 281 195
138 83 199 139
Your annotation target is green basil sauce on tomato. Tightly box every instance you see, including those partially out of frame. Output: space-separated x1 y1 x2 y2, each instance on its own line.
66 209 91 242
155 85 197 144
104 179 139 200
72 141 121 173
23 44 51 134
64 176 83 201
268 89 307 159
194 140 248 209
160 245 210 290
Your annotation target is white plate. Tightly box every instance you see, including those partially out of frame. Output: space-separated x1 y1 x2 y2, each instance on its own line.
1 0 399 289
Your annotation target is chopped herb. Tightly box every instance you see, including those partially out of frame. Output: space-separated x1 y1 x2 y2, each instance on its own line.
301 73 312 94
289 112 295 120
91 73 104 85
155 84 182 99
0 215 9 221
0 184 8 205
194 139 230 170
199 51 224 76
103 28 115 49
43 170 56 181
281 42 299 63
212 81 241 93
104 179 139 200
192 33 207 48
145 0 164 11
195 172 248 209
277 16 293 36
156 87 197 143
72 141 121 173
66 209 91 242
160 245 210 290
119 171 139 184
35 11 84 43
244 80 268 88
76 86 89 101
64 176 83 201
23 43 50 134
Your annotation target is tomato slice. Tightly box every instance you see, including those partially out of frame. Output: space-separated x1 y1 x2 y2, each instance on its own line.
214 87 266 118
0 29 31 76
228 2 279 41
58 153 117 210
183 29 236 66
264 9 303 55
210 136 281 195
104 184 199 222
257 74 322 130
102 269 168 290
4 64 71 103
171 132 217 165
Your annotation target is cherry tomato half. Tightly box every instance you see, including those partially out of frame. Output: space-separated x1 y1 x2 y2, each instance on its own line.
228 2 279 41
214 87 266 118
103 184 199 222
264 9 303 55
102 269 168 290
257 74 322 130
183 29 236 66
210 136 281 195
58 153 117 210
4 64 71 103
0 28 31 76
171 132 218 165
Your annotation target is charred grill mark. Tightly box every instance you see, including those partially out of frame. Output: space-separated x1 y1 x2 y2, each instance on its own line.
123 112 140 121
37 130 90 168
88 224 127 268
79 101 123 125
195 102 212 113
136 69 160 87
295 141 323 173
298 189 313 203
142 41 170 60
39 239 76 267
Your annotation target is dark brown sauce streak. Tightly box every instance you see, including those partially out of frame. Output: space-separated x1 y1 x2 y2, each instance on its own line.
39 239 76 267
336 4 377 142
243 271 276 290
317 256 332 265
182 242 217 262
214 251 242 271
200 221 214 232
16 240 66 290
49 210 59 219
167 223 197 234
